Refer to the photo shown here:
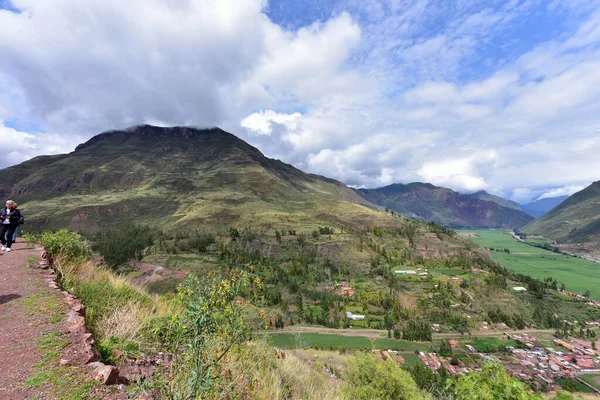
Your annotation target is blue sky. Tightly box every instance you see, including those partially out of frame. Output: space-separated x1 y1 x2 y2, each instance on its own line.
1 0 600 203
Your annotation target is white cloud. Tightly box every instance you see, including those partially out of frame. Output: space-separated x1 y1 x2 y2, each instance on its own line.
241 110 302 136
417 151 498 193
538 185 586 200
0 0 599 201
0 121 75 166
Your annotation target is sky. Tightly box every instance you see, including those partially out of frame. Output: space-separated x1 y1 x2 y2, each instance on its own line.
1 0 599 203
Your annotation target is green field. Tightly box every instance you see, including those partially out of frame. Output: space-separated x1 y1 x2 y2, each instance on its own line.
465 338 524 353
463 230 600 298
557 378 596 393
261 333 435 352
579 374 600 391
400 353 420 367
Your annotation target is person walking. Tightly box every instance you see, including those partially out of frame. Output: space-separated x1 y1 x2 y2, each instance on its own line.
0 200 22 252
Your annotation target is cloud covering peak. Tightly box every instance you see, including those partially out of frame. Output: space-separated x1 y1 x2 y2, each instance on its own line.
1 0 600 204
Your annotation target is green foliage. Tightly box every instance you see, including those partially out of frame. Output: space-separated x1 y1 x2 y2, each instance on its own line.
552 391 574 400
39 229 92 262
154 271 261 398
438 338 453 357
97 336 140 364
93 224 155 268
343 353 429 400
145 277 182 295
451 362 543 400
402 319 433 341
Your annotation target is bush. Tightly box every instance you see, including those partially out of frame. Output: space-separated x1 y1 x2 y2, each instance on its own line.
451 362 543 399
39 230 92 263
93 224 155 268
343 353 428 399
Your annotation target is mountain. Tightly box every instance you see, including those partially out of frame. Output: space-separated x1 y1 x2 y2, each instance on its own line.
521 195 568 218
357 183 534 228
464 190 524 211
0 125 395 233
522 182 600 243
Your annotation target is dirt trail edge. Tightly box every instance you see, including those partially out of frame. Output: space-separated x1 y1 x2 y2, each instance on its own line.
0 242 125 399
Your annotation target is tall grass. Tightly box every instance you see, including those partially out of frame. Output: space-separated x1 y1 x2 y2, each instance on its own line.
39 230 166 351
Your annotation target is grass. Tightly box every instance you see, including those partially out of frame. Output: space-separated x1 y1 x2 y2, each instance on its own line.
21 291 62 324
579 374 600 391
25 330 99 399
400 353 420 367
463 229 600 298
465 338 524 352
261 332 435 352
557 378 596 393
263 332 373 350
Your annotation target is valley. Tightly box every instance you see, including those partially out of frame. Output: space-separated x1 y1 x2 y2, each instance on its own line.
462 230 600 298
3 126 600 398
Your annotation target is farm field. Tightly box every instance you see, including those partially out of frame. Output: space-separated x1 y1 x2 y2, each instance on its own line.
579 374 600 392
462 230 600 298
260 332 436 352
465 338 524 352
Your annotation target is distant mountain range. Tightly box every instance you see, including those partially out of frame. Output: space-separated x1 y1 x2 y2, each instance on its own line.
522 196 569 218
523 181 600 243
357 184 533 228
0 125 537 231
465 190 525 211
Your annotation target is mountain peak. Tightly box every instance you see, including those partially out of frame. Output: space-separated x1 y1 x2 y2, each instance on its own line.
75 125 234 151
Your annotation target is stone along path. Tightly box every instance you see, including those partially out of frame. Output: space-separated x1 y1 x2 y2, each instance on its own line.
0 242 124 399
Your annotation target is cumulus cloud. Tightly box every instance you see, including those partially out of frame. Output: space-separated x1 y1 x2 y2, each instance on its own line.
241 110 302 136
1 0 600 200
0 121 76 166
417 151 499 193
538 185 587 200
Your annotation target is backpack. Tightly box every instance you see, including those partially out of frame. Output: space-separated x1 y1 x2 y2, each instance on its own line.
18 215 24 225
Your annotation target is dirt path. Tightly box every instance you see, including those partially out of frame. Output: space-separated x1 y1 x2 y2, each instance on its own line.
0 243 122 399
0 242 50 399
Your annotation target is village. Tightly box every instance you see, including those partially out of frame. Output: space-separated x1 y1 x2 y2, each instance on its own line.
367 328 600 394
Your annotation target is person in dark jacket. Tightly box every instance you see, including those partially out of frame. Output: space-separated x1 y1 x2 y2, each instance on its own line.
0 200 22 252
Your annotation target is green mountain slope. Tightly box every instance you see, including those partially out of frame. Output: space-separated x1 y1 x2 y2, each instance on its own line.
522 181 600 243
464 190 524 212
357 183 533 228
0 125 397 233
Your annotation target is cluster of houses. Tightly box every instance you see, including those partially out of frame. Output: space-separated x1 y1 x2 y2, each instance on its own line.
497 333 600 391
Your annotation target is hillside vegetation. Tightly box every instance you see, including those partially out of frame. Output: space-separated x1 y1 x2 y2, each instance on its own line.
358 183 533 229
37 230 549 399
523 181 600 244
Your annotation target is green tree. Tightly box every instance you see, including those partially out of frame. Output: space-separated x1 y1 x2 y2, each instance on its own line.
344 353 429 399
275 230 281 243
439 338 453 357
451 362 543 400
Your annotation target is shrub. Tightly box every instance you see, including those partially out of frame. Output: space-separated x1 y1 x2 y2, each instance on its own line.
39 230 92 263
154 271 262 398
343 353 429 399
92 224 155 268
451 362 543 399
